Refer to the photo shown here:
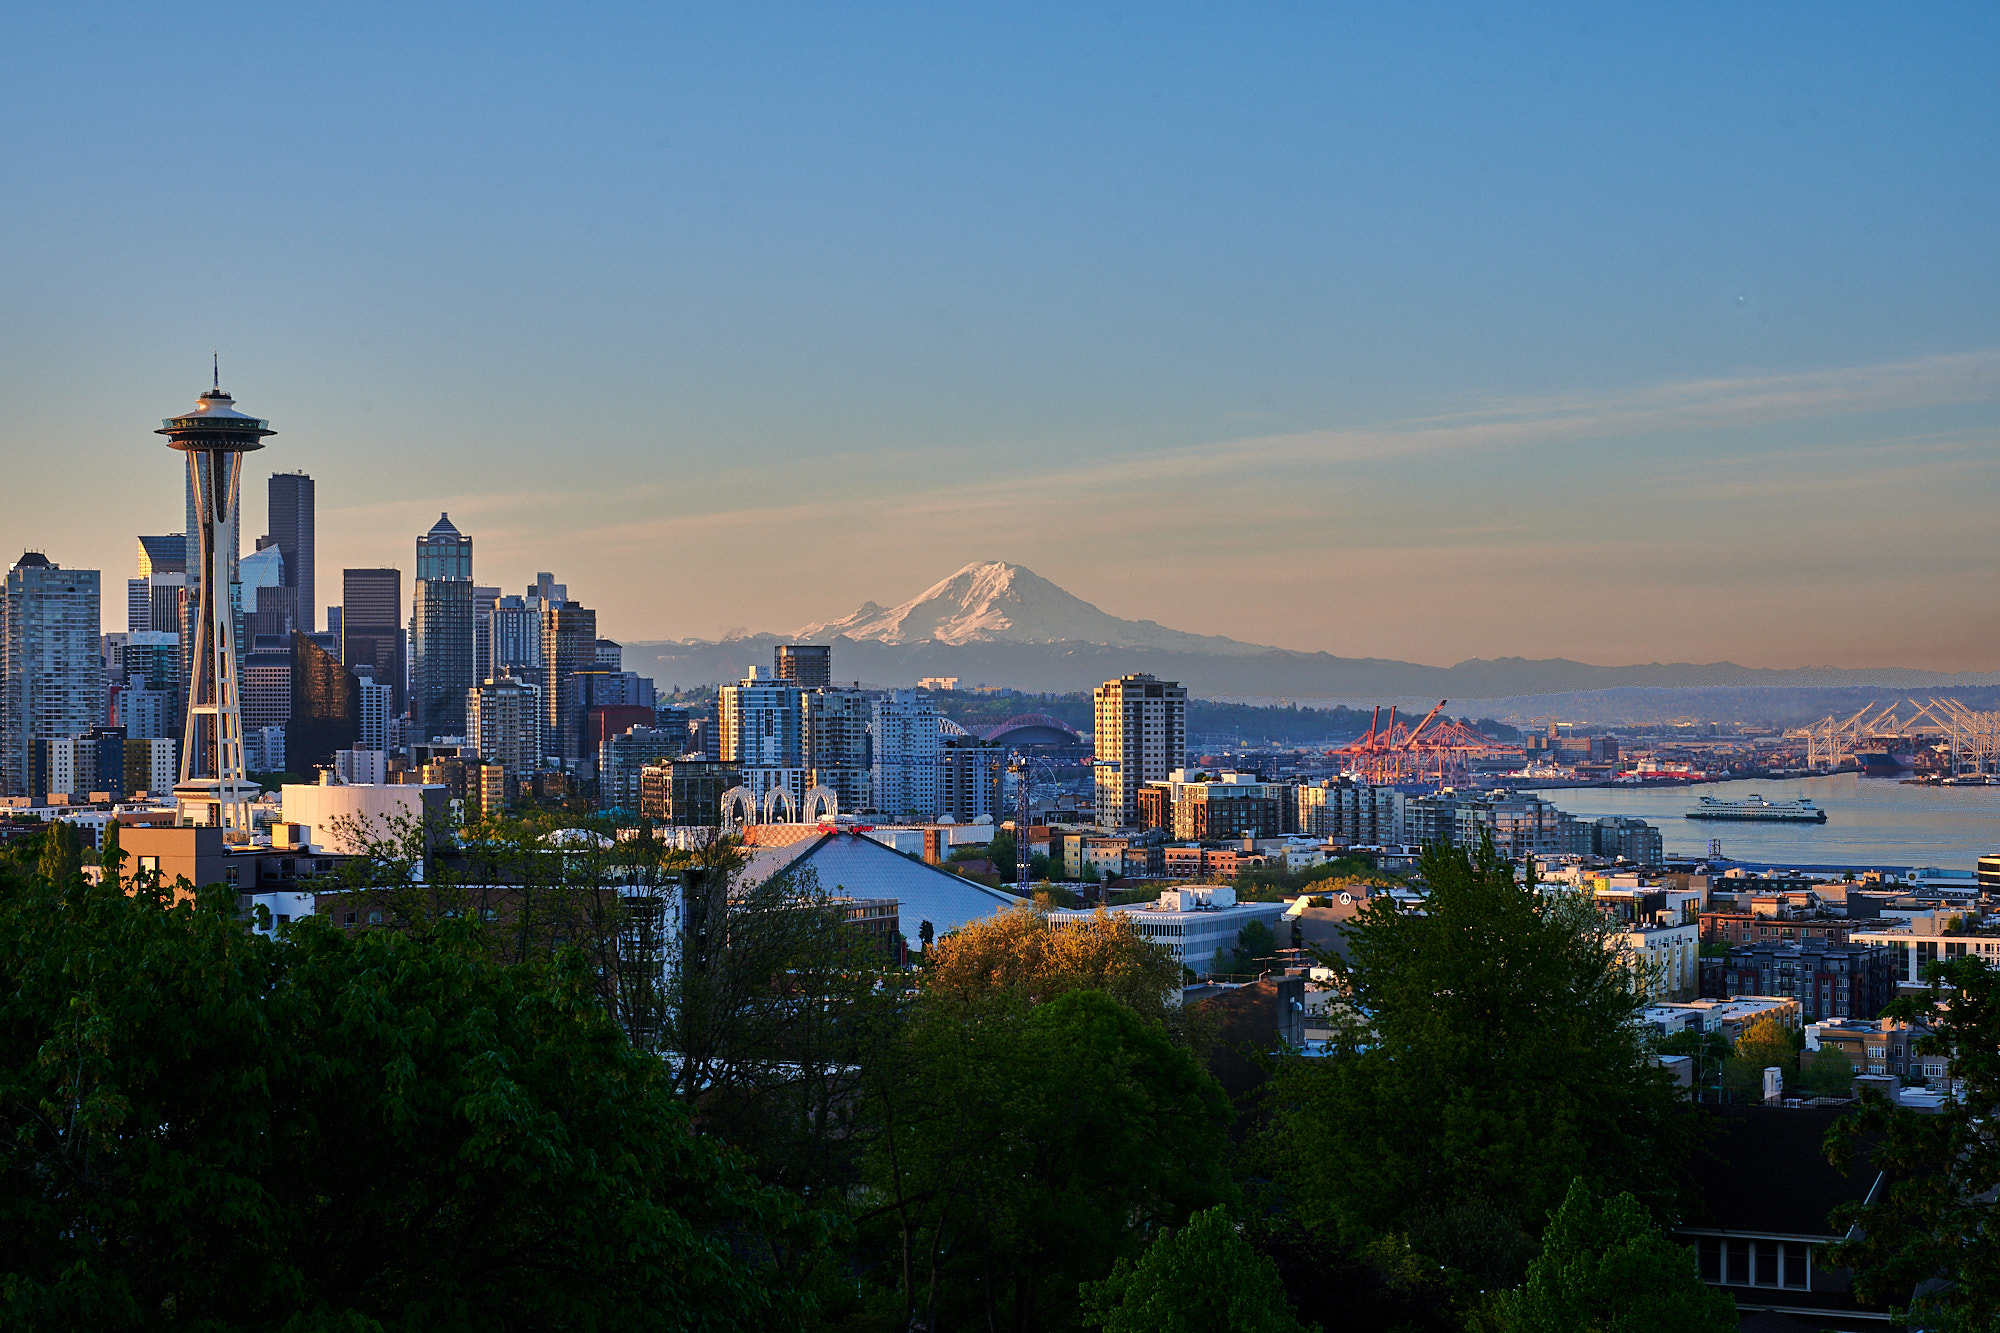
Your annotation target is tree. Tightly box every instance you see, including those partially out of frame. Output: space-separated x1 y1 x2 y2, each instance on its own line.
1258 841 1695 1268
1496 1178 1735 1332
918 918 935 954
988 830 1017 880
1722 1013 1799 1101
97 818 123 888
924 901 1191 1040
862 990 1233 1332
1081 1204 1310 1333
1795 1047 1855 1098
34 820 82 885
1827 953 2000 1330
0 860 810 1331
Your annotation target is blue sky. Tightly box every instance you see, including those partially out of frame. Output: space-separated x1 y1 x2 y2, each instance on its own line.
3 4 1996 667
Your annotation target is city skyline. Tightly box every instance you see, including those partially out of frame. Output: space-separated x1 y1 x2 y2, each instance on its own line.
4 7 1997 669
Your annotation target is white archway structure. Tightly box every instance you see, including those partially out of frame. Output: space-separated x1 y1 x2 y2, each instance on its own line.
762 786 798 825
720 786 758 832
802 785 838 823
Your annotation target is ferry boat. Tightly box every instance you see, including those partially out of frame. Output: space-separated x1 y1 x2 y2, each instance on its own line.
1685 795 1828 824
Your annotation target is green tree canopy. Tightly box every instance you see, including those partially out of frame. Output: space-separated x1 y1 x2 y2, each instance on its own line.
1828 953 2000 1330
1497 1178 1736 1333
864 989 1233 1332
1259 841 1695 1266
0 863 808 1331
1081 1204 1311 1333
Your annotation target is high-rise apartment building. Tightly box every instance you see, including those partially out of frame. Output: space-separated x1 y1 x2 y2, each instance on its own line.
468 675 543 780
357 679 392 752
266 472 315 634
803 686 872 814
2 554 102 797
719 669 805 808
1093 674 1187 830
341 568 405 715
412 514 475 742
938 736 1003 824
542 601 597 769
775 644 832 689
871 689 939 821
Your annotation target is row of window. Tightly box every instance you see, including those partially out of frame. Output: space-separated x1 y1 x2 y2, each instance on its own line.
1693 1236 1811 1289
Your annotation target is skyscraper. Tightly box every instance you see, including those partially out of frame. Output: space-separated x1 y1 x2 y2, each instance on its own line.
719 669 806 810
542 600 597 769
1 554 102 798
870 689 939 821
341 568 405 715
289 632 360 773
159 376 273 832
775 644 832 689
472 585 499 687
489 594 541 685
412 514 475 741
1093 673 1187 830
267 472 315 634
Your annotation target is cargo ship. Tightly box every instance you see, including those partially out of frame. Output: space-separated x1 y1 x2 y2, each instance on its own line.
1685 795 1828 824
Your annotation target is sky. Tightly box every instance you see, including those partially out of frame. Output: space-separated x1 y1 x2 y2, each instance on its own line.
2 4 1997 670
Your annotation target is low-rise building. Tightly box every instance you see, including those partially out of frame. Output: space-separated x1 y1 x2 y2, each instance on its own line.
1849 925 2000 989
1053 885 1285 977
1616 920 1701 1001
1723 941 1899 1021
1640 996 1801 1043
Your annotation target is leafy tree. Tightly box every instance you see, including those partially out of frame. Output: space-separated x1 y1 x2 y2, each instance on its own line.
0 860 810 1331
1722 1014 1797 1101
1258 841 1695 1267
1795 1047 1855 1097
1827 953 2000 1330
924 901 1193 1042
1081 1204 1310 1333
1652 1027 1729 1102
1496 1178 1735 1332
988 830 1016 880
862 990 1233 1332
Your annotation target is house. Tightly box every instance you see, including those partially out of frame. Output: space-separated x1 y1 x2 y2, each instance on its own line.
1675 1106 1891 1331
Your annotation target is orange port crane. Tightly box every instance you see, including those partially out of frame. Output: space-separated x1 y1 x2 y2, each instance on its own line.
1326 700 1515 785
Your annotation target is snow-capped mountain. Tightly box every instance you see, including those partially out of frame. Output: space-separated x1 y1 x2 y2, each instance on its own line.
794 560 1271 655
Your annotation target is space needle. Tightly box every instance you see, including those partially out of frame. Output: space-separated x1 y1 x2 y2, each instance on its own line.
158 363 274 835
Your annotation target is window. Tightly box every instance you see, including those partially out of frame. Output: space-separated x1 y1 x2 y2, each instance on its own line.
344 911 357 926
1784 1245 1808 1289
1726 1240 1749 1285
368 910 382 924
1755 1241 1778 1286
276 914 290 925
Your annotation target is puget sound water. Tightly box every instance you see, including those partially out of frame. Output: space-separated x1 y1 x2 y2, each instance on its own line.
1514 773 2000 873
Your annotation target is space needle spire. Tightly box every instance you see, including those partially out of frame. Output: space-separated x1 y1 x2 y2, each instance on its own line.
157 370 275 835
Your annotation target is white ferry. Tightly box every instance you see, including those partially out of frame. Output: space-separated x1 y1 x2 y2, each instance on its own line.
1685 795 1828 824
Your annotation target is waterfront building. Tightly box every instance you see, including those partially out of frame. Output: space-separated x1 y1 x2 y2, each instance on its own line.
872 688 939 820
3 554 102 798
1093 674 1187 829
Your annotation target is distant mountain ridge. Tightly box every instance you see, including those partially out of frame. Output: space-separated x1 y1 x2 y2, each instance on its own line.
621 560 2000 699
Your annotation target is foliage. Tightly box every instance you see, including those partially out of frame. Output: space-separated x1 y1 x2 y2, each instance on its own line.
1258 840 1695 1269
1795 1048 1855 1098
986 829 1016 879
1721 1014 1799 1100
1215 918 1281 976
1233 858 1391 900
1080 1204 1311 1333
861 990 1233 1332
0 861 809 1331
1652 1028 1730 1102
1495 1178 1735 1333
924 901 1193 1042
34 820 82 886
1827 953 2000 1330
